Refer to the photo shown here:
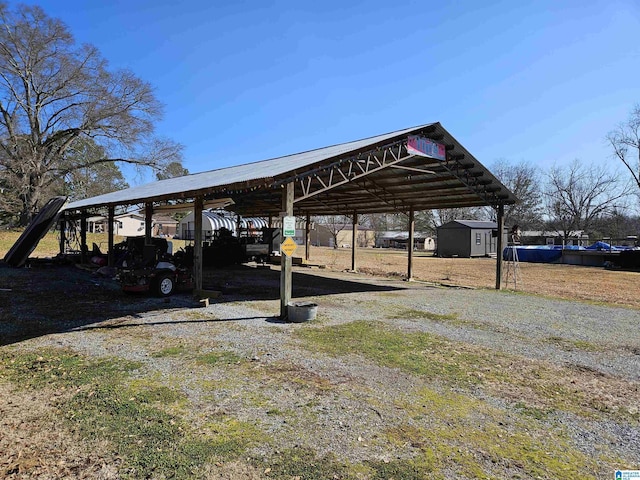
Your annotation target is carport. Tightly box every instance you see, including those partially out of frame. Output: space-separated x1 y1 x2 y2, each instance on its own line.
61 123 517 318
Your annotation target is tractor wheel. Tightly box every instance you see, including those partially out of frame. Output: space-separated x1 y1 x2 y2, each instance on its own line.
155 273 175 297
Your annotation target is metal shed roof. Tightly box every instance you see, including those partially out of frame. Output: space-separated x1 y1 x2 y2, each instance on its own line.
63 123 517 216
439 220 498 229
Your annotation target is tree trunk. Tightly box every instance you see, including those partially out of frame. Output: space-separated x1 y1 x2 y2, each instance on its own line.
18 176 45 226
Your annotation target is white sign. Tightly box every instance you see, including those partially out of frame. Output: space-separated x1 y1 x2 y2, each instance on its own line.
616 471 640 480
283 216 296 237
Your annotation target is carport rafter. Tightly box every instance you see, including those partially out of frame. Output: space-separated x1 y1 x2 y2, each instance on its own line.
441 156 507 206
291 140 416 202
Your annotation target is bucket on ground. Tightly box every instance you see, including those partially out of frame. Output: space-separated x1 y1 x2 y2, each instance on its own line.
287 302 318 323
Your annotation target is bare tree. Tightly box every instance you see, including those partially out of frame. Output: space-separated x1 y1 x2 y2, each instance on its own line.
608 104 640 193
432 207 484 228
360 212 409 245
0 4 183 225
414 210 436 234
316 214 350 248
157 161 189 181
48 136 128 200
544 160 632 239
490 159 544 230
0 164 19 224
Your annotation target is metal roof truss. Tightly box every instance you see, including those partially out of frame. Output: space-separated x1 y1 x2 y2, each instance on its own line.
265 135 513 216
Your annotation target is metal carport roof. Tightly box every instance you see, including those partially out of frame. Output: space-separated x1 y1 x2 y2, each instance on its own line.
62 122 517 216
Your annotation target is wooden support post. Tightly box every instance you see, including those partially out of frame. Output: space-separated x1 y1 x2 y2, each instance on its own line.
194 196 203 294
351 211 358 272
80 212 87 263
495 204 504 290
107 206 115 267
407 207 415 281
305 213 311 262
145 202 153 243
58 213 66 256
280 182 294 319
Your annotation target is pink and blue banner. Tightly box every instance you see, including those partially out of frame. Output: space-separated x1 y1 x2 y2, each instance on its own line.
407 135 446 160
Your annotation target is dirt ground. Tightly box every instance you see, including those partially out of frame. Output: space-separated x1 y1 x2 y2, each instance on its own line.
305 246 640 309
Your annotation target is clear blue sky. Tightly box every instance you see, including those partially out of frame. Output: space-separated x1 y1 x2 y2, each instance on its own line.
21 0 640 182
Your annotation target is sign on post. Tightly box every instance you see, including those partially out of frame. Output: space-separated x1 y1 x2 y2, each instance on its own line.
281 236 297 257
283 216 296 237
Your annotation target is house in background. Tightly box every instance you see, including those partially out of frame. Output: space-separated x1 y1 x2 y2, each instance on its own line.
311 225 375 248
375 231 435 250
87 215 106 233
436 220 505 257
152 214 179 237
112 213 146 237
85 212 146 237
521 230 590 246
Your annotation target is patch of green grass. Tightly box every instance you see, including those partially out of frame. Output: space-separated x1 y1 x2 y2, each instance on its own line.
151 345 189 358
65 385 212 479
127 380 184 405
0 348 140 389
294 321 638 423
545 336 603 352
384 387 601 479
296 320 497 386
205 418 268 457
389 307 459 322
365 455 445 480
0 348 265 479
258 447 352 480
364 456 440 480
514 401 553 420
196 350 243 366
388 305 507 333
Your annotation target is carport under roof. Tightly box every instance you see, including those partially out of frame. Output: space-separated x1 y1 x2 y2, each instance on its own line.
62 122 517 216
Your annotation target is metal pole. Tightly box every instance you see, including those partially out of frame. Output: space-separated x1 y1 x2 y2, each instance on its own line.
194 196 203 294
351 211 358 271
407 207 415 281
280 182 294 319
495 204 504 290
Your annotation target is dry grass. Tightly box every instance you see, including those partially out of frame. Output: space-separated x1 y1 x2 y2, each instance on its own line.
0 382 119 479
305 246 640 309
0 229 190 259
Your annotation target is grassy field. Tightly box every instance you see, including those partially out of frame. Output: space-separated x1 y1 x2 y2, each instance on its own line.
0 229 189 258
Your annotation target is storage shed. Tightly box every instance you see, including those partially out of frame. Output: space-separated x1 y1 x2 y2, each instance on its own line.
437 220 504 257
